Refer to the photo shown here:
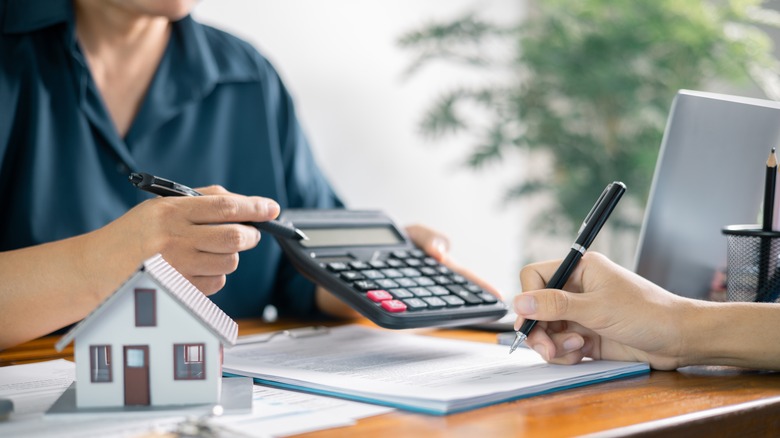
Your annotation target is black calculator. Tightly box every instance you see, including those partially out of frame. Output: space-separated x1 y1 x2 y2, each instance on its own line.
273 209 507 329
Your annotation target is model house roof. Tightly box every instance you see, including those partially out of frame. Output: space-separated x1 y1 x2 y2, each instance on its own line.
55 254 238 351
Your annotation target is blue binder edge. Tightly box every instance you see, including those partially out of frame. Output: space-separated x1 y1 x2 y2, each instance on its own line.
224 368 650 416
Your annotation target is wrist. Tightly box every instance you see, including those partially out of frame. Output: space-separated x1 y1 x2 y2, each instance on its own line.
80 223 146 304
676 300 776 369
673 298 712 368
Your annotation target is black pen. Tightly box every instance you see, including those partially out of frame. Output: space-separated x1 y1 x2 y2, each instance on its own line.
129 172 309 241
509 181 626 354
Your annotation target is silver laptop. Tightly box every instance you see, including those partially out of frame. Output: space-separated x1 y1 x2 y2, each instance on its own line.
634 89 780 299
481 89 780 330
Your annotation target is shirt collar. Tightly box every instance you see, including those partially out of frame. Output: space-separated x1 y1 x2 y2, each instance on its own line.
3 0 261 147
2 0 71 34
2 0 259 86
125 14 260 144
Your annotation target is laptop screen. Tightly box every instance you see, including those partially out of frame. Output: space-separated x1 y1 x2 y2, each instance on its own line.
633 90 780 299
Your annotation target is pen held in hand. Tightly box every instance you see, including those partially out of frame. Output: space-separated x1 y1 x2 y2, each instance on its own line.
128 172 308 241
509 181 626 354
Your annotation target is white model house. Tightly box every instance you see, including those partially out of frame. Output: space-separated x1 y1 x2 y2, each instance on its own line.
55 254 238 408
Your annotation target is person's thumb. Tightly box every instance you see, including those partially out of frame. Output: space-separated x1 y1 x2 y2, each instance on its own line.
514 289 586 323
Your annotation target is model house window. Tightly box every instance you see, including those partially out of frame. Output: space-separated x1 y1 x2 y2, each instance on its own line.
134 288 156 327
89 345 112 382
174 344 205 380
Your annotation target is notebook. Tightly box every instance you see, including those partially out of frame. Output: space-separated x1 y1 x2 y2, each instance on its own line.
634 90 780 299
223 325 649 415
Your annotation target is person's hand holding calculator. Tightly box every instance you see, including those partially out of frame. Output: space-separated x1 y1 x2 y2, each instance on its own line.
405 223 503 301
275 210 508 329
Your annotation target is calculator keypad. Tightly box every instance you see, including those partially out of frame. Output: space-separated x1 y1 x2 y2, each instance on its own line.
326 250 496 314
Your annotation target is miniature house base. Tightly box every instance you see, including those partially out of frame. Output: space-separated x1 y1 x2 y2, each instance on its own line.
46 376 252 416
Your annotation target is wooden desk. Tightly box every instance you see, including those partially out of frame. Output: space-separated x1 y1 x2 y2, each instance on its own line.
3 319 780 437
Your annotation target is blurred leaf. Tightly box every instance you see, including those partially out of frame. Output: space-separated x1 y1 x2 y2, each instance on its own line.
398 13 515 76
400 0 780 250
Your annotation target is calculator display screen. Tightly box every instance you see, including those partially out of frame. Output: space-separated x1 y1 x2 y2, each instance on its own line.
299 226 403 248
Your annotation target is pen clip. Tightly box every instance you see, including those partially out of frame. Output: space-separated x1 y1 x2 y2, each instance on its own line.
578 183 611 234
130 172 203 197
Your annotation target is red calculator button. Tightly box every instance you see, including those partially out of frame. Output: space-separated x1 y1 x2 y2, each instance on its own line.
367 290 393 302
381 300 407 312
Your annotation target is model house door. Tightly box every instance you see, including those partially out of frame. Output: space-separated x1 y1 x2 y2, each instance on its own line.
123 345 150 405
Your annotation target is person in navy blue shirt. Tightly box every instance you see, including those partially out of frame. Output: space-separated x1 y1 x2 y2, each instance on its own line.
0 0 498 349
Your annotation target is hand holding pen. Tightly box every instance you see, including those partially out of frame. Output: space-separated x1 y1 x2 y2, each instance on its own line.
129 172 308 241
510 181 626 354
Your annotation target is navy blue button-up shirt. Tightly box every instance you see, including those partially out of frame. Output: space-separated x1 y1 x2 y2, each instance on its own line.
0 0 343 318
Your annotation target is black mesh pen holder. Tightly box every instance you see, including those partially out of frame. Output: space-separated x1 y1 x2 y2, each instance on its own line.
722 225 780 303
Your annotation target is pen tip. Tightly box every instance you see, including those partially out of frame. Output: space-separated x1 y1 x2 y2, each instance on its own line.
508 332 527 355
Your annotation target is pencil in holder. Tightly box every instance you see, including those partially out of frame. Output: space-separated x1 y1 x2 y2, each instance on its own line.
722 225 780 303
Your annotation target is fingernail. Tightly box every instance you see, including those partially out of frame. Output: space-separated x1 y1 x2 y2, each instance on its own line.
533 344 547 360
515 295 537 315
266 201 280 218
431 237 448 257
562 337 583 352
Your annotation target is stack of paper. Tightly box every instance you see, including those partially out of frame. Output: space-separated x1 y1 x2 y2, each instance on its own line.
0 359 392 437
224 324 650 415
0 359 75 418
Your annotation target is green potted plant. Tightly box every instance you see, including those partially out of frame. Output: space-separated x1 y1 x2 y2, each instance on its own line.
400 0 780 260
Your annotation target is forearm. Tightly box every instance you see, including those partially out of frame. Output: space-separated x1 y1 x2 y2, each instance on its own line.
0 227 142 350
680 300 780 370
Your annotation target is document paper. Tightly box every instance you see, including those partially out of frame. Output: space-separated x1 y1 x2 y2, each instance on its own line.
223 325 650 415
0 359 392 437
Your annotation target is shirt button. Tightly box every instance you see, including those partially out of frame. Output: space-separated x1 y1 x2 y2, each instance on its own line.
116 163 129 174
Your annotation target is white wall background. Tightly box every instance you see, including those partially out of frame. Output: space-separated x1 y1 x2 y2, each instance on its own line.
193 1 528 299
